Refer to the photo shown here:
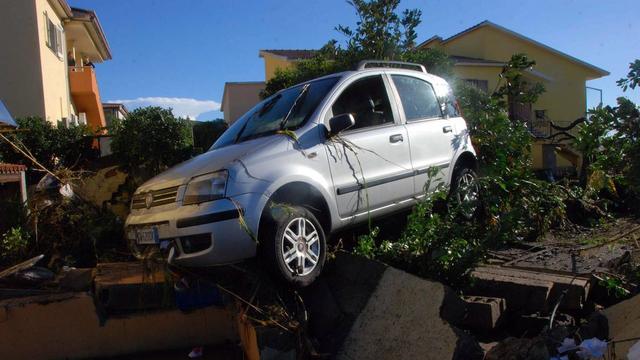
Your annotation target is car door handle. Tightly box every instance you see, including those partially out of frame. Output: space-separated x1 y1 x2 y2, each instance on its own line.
442 126 453 133
389 134 403 143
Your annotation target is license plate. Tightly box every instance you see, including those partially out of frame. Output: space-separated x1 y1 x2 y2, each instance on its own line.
136 227 159 245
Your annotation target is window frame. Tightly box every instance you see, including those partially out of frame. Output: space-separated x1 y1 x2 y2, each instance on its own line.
324 73 401 135
388 73 444 124
44 12 63 60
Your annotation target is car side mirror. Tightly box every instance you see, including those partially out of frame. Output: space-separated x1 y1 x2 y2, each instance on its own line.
329 113 355 135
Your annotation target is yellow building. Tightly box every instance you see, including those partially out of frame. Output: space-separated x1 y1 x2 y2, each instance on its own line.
220 50 315 125
418 21 609 175
0 0 112 131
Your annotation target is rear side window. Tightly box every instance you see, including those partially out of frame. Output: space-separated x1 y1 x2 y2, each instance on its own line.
391 75 442 121
332 75 394 131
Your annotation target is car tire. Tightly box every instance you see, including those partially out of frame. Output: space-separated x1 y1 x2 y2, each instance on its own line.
450 165 481 220
261 205 326 287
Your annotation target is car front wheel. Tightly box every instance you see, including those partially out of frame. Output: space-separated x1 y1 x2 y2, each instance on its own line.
450 166 480 220
262 205 326 287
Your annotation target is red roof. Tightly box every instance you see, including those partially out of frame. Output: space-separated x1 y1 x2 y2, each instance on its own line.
0 163 26 174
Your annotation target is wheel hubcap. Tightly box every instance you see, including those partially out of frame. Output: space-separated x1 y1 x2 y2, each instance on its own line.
281 217 320 276
456 172 479 218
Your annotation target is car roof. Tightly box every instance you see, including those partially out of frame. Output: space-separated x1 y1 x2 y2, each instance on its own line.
280 67 450 96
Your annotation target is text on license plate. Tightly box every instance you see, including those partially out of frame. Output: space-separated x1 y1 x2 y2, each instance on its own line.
136 227 159 245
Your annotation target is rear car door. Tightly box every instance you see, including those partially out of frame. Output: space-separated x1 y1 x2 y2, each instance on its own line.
389 74 455 194
324 74 414 219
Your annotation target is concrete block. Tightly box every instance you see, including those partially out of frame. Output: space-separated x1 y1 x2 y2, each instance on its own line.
470 268 553 313
471 266 590 311
462 296 506 330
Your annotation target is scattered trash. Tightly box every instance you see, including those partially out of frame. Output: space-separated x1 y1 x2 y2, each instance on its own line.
556 337 578 354
0 255 45 280
629 340 640 360
576 338 607 359
14 266 55 285
59 183 74 198
188 346 203 358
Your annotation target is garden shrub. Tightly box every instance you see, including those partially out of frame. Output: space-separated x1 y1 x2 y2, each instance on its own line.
109 107 193 176
0 117 98 181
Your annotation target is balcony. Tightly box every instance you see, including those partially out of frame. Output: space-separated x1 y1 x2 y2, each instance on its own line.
68 66 106 131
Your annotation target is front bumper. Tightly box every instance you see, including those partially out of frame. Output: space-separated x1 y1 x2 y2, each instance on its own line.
125 193 263 267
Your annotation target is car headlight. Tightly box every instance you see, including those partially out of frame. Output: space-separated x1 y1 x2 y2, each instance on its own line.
183 170 228 205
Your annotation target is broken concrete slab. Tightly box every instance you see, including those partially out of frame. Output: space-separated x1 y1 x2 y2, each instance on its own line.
604 293 640 357
462 296 506 331
328 253 482 360
0 292 238 360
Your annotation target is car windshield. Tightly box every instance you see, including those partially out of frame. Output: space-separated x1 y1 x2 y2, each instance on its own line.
212 77 339 150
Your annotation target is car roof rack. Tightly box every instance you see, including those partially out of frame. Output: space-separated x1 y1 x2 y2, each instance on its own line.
357 60 427 73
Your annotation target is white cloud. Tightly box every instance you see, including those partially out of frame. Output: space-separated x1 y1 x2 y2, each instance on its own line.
110 97 221 120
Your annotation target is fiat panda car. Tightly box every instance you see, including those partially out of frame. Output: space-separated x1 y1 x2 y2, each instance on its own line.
125 60 478 286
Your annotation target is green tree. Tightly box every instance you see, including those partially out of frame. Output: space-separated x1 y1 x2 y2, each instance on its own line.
617 59 640 91
109 107 193 175
192 119 228 153
262 0 452 97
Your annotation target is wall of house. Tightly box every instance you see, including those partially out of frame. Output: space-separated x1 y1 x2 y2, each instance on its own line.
262 54 294 81
0 0 46 119
222 82 265 125
35 0 75 124
441 26 599 125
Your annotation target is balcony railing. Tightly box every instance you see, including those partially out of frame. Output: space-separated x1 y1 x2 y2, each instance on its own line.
527 117 585 143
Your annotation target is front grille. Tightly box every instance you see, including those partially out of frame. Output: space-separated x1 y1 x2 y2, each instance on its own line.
131 186 180 209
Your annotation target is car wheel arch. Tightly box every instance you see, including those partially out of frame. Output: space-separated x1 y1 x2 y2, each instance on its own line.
257 181 333 240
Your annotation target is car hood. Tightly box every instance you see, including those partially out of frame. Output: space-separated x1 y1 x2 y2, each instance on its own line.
136 136 281 192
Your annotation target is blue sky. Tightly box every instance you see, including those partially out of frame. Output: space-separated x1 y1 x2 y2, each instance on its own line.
71 0 639 120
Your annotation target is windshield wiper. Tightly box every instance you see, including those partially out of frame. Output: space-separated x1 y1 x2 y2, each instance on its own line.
280 83 310 130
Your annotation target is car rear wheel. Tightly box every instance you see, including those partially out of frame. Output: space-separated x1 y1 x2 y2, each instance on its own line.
262 205 326 287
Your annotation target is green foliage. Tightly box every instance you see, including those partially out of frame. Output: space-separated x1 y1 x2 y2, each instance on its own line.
356 54 568 284
575 60 640 200
30 192 126 270
336 0 421 59
262 0 452 97
491 54 546 116
0 117 98 172
1 227 30 266
617 59 640 92
192 119 228 153
109 107 193 175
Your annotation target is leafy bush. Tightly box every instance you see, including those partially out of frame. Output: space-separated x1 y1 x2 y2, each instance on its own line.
0 117 98 177
1 227 30 266
192 119 228 153
109 107 193 175
355 55 568 284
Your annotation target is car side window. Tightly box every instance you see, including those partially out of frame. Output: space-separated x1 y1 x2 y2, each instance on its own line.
331 75 394 131
391 75 442 121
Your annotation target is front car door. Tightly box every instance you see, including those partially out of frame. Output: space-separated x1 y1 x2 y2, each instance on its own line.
323 74 414 220
388 74 456 194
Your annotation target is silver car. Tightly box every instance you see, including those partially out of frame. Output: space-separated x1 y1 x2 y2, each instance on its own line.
125 61 478 286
